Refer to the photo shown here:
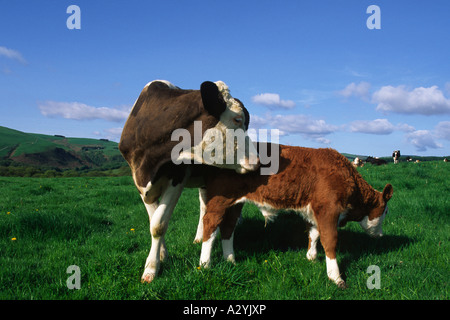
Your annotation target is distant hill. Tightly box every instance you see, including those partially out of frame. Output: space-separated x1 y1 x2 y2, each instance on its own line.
0 126 128 176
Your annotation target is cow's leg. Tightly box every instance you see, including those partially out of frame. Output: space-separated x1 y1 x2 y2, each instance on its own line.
141 200 169 262
306 224 319 261
317 213 347 288
141 176 188 283
193 187 207 243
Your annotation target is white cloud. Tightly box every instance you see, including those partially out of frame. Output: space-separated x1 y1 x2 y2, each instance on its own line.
270 114 337 136
39 101 130 122
405 130 442 152
251 93 295 109
249 113 337 144
445 82 450 95
435 121 450 140
397 123 416 133
373 85 450 115
0 46 27 64
349 119 394 135
338 81 371 100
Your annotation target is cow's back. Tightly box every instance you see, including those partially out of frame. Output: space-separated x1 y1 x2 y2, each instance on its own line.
119 82 218 188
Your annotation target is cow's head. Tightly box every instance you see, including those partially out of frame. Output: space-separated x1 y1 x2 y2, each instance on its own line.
359 184 393 237
176 81 260 174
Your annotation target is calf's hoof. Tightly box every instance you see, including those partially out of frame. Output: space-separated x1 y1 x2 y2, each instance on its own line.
141 272 156 283
336 280 348 289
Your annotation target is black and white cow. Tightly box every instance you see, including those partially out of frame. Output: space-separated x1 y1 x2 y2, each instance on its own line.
392 150 401 164
119 80 259 283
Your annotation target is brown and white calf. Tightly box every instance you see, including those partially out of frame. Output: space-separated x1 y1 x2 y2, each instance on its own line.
199 144 393 288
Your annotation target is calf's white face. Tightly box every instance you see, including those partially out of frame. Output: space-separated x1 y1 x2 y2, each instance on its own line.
359 205 388 237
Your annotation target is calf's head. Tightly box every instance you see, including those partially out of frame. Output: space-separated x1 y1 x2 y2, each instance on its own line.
358 184 393 237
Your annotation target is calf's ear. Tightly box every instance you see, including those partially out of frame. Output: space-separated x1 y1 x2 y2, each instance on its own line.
201 81 226 119
382 184 393 202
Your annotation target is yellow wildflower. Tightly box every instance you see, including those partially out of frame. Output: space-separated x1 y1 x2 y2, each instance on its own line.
11 237 17 241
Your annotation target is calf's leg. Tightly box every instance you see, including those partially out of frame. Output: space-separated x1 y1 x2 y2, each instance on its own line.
306 224 319 261
193 187 207 243
317 213 347 288
200 229 218 268
219 204 243 264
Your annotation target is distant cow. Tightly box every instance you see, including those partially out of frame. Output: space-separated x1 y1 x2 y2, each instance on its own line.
366 156 387 166
119 80 259 283
352 157 364 168
199 145 393 288
392 150 401 164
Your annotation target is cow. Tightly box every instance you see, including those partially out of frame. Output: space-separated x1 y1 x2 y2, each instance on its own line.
119 80 259 283
352 157 364 168
198 144 393 288
392 150 401 164
366 156 387 166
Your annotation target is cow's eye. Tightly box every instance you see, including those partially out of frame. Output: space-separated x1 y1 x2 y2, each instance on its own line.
233 116 243 125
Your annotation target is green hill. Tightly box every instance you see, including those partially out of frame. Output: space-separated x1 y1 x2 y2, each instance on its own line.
0 126 128 176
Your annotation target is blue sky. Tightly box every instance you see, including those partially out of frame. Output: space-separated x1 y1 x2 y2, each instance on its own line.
1 0 449 157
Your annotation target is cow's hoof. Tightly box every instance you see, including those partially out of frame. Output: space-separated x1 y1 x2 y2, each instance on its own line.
141 273 156 283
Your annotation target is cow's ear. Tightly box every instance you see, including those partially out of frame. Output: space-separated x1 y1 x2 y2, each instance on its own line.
242 106 250 131
201 81 226 119
382 184 393 202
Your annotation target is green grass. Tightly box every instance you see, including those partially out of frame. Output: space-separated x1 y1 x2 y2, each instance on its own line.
0 161 448 299
0 125 122 164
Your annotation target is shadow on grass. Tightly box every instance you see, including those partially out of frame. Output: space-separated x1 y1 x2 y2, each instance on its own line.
234 212 414 266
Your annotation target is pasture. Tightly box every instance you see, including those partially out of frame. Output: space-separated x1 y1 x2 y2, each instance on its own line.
0 161 448 300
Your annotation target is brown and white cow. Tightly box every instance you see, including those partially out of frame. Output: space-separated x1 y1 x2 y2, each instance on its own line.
199 144 393 288
352 157 364 168
119 80 259 283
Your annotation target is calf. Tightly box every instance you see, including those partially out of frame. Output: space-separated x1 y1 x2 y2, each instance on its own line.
200 144 393 288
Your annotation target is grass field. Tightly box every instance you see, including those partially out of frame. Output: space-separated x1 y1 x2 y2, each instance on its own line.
0 161 448 300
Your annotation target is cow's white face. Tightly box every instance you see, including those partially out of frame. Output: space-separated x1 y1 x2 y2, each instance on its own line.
175 81 260 174
210 82 259 173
